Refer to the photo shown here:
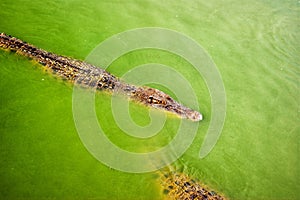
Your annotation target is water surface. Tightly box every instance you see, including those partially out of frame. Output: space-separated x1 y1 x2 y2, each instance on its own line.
0 0 299 199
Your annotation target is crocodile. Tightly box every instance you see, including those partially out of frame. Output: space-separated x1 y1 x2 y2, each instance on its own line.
159 170 227 200
0 32 203 121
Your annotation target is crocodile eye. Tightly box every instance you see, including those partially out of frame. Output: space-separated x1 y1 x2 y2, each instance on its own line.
148 96 153 103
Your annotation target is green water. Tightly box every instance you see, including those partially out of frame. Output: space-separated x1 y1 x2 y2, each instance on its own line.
0 0 299 199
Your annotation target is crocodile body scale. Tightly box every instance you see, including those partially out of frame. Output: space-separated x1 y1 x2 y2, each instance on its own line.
0 33 202 121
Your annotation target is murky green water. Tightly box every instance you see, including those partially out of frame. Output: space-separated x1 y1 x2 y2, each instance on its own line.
0 0 299 199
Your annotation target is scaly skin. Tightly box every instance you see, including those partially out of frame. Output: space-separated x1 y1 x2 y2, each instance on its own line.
0 33 203 121
159 170 227 200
